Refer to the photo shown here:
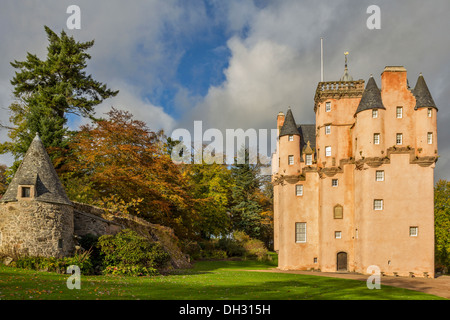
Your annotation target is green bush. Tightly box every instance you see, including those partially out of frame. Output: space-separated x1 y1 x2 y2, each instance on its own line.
103 265 159 276
97 229 170 274
11 250 93 274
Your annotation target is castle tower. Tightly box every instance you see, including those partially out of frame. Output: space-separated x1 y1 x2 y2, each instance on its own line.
0 133 74 258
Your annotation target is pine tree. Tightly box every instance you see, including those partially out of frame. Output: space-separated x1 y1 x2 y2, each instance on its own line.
0 26 118 169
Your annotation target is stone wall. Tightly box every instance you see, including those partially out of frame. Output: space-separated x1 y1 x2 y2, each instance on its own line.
0 200 74 258
71 202 191 269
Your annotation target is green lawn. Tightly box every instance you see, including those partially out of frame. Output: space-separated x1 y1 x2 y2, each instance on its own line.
0 258 445 300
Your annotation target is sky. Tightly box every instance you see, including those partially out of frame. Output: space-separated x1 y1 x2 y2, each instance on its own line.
0 0 449 181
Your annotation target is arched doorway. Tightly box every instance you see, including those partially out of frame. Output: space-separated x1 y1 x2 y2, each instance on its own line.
337 252 347 271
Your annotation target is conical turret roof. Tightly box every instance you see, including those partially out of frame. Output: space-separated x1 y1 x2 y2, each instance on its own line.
413 73 437 111
279 108 300 137
355 76 385 115
1 133 72 205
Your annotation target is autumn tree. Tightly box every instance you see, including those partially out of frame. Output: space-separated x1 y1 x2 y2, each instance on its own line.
435 179 450 272
65 108 199 239
0 26 118 171
186 155 233 239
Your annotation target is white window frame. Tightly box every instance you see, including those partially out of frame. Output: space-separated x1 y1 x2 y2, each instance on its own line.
373 133 380 145
427 108 432 118
372 109 378 118
332 179 338 187
335 231 342 239
374 199 384 211
295 222 307 243
325 146 331 157
325 102 331 112
288 155 294 165
396 106 403 119
375 170 385 182
409 226 418 237
288 135 294 141
396 133 403 145
305 154 312 165
427 132 433 144
295 184 303 196
325 125 331 135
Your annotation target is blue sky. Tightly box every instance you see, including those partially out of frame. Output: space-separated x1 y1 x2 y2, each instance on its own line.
0 0 450 180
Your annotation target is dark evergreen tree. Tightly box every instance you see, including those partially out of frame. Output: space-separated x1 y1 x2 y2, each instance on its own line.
230 147 264 239
0 26 118 171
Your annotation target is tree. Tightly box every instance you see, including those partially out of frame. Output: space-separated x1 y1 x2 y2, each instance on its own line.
65 108 199 239
0 164 7 196
186 156 233 239
435 179 450 272
0 26 118 169
229 147 267 240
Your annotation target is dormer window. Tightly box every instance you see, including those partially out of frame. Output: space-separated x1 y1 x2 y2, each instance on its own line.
305 154 312 165
17 185 35 200
22 187 31 198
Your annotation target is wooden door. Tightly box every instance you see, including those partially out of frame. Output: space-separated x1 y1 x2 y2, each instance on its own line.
337 252 347 271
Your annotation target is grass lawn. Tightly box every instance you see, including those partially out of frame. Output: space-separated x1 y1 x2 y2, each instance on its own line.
0 257 445 300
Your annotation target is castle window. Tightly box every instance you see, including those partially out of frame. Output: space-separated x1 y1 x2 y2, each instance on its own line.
372 109 378 118
21 187 31 198
295 185 303 196
396 106 403 118
373 133 380 145
325 146 331 157
305 154 312 165
332 179 338 187
325 125 331 135
295 222 307 243
409 227 418 237
58 239 63 249
396 133 403 145
374 199 384 211
376 170 385 181
326 102 331 112
427 108 432 117
314 257 318 263
288 155 294 165
334 205 343 219
335 231 342 239
288 135 294 141
427 132 433 144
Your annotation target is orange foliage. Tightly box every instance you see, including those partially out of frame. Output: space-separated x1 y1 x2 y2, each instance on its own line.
67 108 199 238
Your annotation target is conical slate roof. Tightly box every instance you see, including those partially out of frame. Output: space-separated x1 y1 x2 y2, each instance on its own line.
279 108 300 137
1 133 72 205
413 74 437 111
355 76 385 115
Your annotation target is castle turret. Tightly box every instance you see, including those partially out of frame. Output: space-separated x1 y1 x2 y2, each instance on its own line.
413 73 438 158
354 76 386 159
278 108 301 175
0 133 74 258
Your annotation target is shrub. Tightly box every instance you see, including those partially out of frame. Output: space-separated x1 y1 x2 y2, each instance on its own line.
103 265 159 276
97 229 170 274
11 250 94 274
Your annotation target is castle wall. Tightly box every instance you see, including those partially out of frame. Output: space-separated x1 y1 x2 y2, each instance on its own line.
276 171 320 270
354 154 435 277
0 201 74 258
